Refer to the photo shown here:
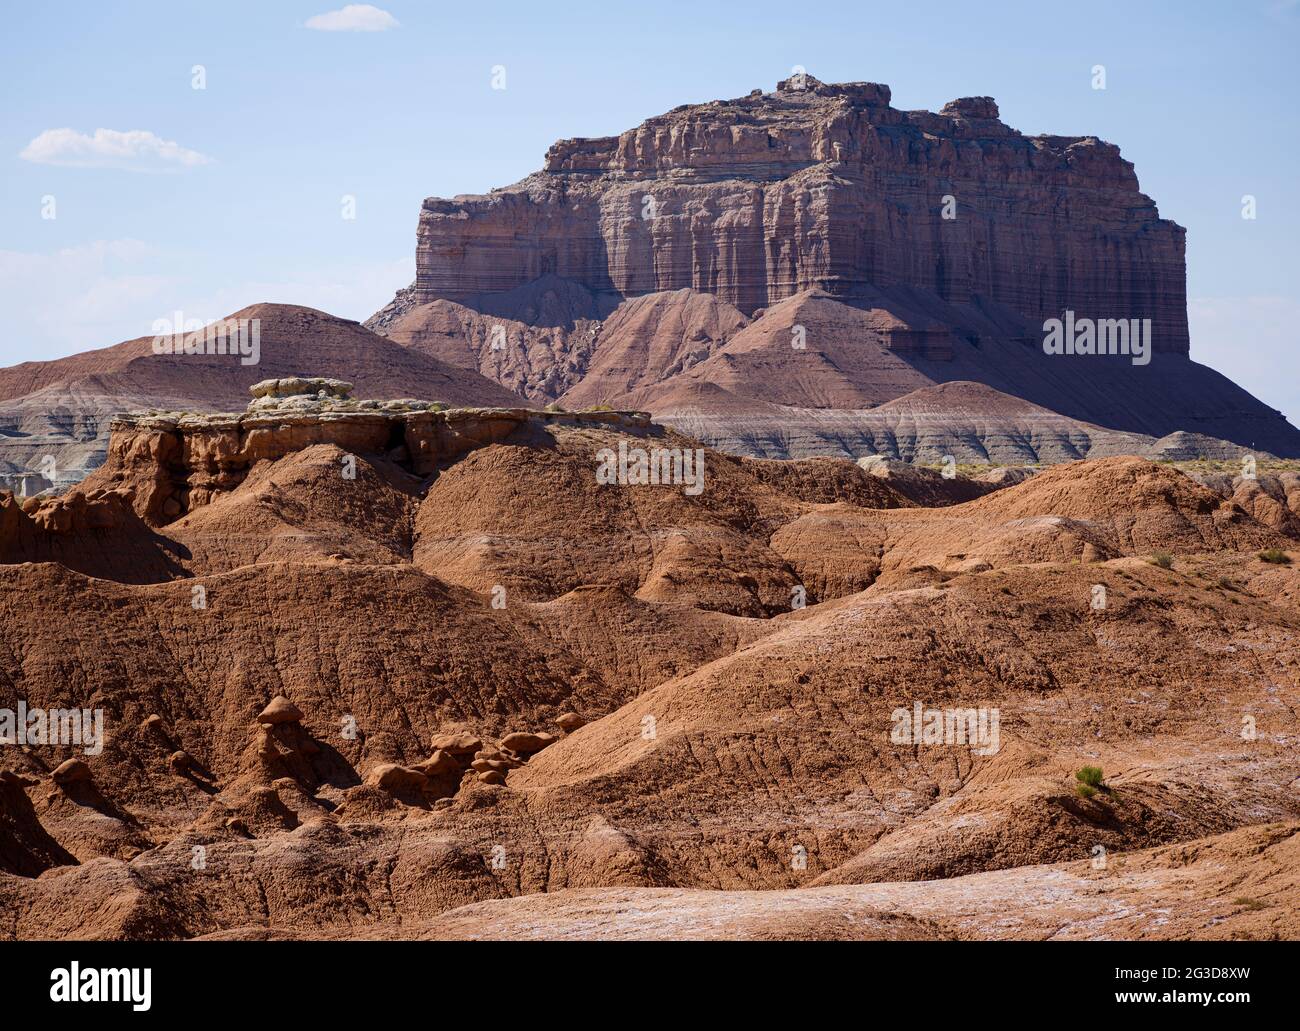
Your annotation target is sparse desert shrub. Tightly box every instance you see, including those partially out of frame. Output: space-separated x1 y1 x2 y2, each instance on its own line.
1149 551 1174 569
584 403 614 412
1216 576 1237 591
1257 548 1290 565
543 402 566 413
1076 765 1105 788
1075 782 1097 799
1233 897 1269 911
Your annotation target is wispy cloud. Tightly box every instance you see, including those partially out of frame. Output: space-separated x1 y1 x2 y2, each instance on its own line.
19 129 212 172
0 241 174 361
305 5 399 32
0 243 413 366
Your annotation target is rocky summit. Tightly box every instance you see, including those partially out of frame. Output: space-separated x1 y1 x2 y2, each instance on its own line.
410 76 1187 348
369 75 1299 459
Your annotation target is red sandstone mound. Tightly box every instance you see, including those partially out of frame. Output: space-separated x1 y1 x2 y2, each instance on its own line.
0 485 185 583
162 444 421 574
0 303 525 413
560 290 749 408
636 289 937 410
2 400 1299 941
376 280 609 402
412 426 804 616
409 821 1300 941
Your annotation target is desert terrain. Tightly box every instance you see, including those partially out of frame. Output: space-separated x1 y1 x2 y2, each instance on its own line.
2 378 1298 940
2 69 1297 945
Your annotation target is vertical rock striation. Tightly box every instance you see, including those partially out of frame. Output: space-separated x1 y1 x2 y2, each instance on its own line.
413 75 1188 355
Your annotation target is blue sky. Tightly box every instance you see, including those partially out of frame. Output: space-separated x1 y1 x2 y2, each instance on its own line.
2 1 1298 421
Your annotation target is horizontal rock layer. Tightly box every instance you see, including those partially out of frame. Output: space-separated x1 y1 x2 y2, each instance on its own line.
103 405 650 526
414 75 1188 355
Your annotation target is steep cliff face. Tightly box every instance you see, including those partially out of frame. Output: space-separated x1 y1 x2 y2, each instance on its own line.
413 75 1188 355
91 400 651 528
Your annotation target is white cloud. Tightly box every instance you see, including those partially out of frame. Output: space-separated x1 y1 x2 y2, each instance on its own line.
19 129 212 172
305 5 399 31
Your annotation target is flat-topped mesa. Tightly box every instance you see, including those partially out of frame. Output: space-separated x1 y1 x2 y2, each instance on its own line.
103 396 652 526
414 73 1188 355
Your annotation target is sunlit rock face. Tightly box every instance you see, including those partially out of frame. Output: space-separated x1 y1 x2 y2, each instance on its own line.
412 75 1189 356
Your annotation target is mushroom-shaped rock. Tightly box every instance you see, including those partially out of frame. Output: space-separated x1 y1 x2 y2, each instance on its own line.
52 758 92 785
478 747 523 768
500 732 558 755
477 770 506 786
249 376 354 400
258 696 303 725
430 733 481 756
364 764 429 793
414 750 460 777
555 713 586 733
168 750 193 773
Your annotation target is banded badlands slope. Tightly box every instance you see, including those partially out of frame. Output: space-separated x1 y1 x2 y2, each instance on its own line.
2 382 1298 940
369 75 1299 458
0 304 526 494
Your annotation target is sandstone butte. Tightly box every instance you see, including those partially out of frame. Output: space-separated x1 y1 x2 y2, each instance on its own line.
2 377 1299 941
366 73 1300 459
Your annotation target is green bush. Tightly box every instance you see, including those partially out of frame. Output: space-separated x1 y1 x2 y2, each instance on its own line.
1076 765 1105 788
1075 782 1097 800
1149 551 1174 569
1257 548 1290 565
